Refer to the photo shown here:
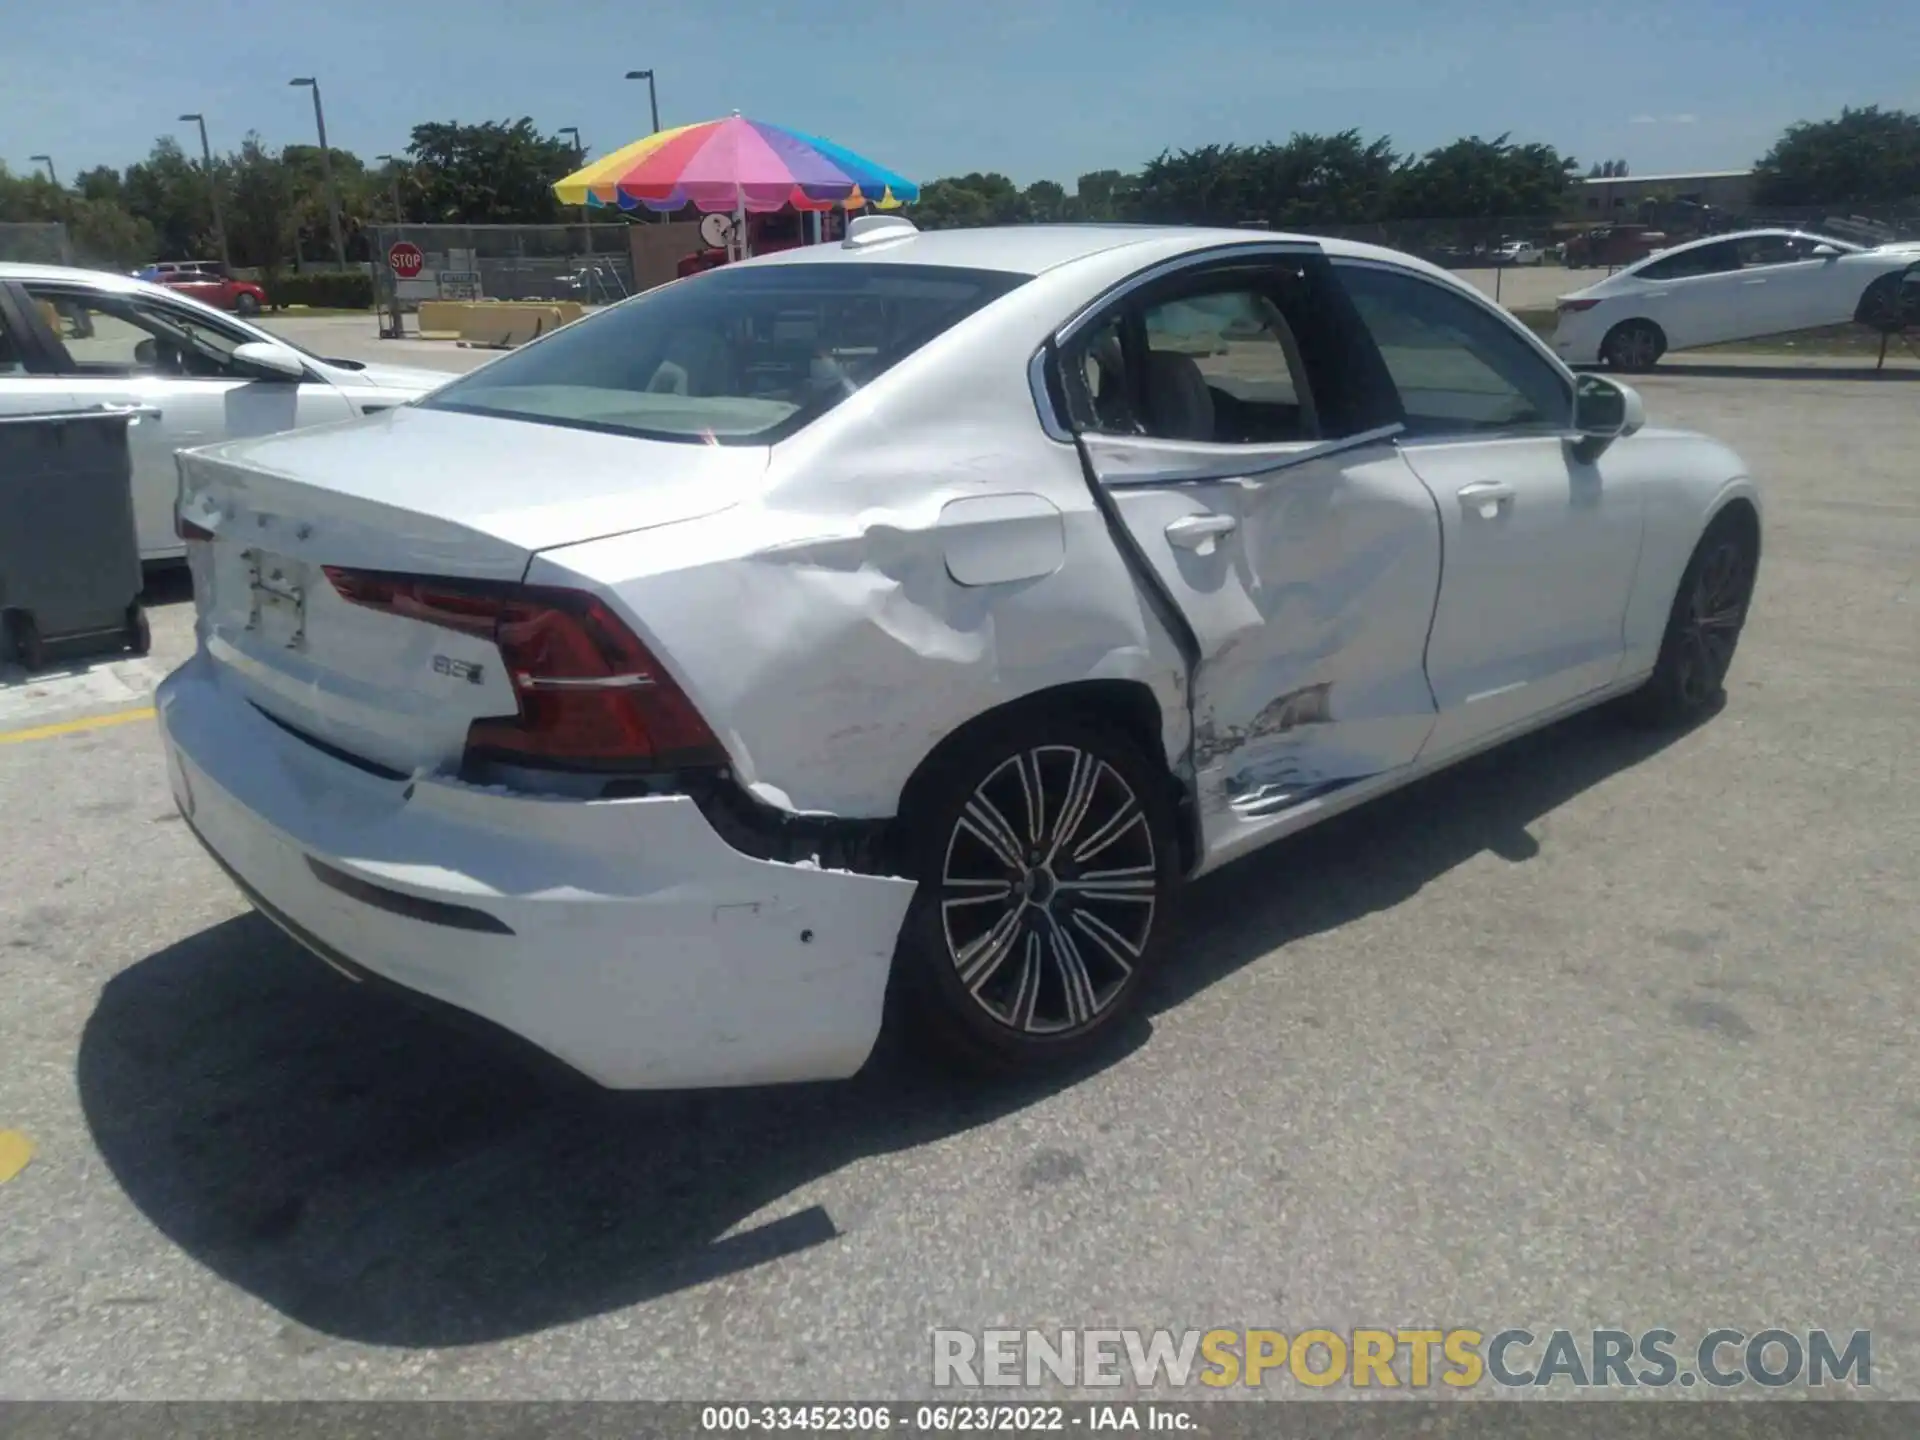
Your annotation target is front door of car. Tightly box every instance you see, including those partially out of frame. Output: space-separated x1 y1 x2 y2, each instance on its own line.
22 282 355 559
1055 252 1444 865
1332 261 1648 759
1736 233 1861 333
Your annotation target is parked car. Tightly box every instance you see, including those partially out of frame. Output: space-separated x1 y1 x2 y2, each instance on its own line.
157 217 1762 1091
0 263 452 560
133 260 222 283
1561 226 1669 269
1493 240 1546 267
157 264 270 316
1552 228 1920 370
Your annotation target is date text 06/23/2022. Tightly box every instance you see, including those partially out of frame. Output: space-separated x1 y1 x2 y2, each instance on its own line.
701 1405 1191 1432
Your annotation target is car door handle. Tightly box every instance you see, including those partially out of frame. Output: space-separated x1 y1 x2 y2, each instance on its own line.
1457 481 1515 518
1742 278 1767 286
1164 513 1238 553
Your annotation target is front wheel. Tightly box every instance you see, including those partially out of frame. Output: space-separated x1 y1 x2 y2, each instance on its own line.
235 293 261 317
890 716 1182 1077
1856 274 1905 333
1619 511 1758 728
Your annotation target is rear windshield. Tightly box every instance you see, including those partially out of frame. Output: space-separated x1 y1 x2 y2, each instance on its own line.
420 262 1028 445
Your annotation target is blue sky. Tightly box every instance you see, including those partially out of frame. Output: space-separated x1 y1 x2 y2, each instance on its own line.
6 0 1917 186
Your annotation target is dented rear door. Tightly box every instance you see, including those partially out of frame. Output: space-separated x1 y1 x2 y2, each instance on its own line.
1077 428 1441 858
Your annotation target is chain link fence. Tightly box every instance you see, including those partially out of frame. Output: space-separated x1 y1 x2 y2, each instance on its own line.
367 223 638 321
0 223 75 266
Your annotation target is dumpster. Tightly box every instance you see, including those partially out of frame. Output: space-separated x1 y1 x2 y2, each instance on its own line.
0 405 152 671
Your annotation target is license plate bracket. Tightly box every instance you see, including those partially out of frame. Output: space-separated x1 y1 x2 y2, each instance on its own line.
243 549 309 651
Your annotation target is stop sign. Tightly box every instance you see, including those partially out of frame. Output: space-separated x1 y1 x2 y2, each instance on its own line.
387 241 425 279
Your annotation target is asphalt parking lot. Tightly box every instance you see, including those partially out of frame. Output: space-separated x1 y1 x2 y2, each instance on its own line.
1 345 1916 1401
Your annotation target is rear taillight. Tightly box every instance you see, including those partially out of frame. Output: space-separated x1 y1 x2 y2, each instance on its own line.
1557 299 1602 313
322 567 726 774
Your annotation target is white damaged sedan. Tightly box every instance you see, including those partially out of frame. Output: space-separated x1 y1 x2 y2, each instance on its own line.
158 215 1763 1089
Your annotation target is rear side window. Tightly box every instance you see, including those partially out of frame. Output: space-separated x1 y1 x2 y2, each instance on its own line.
423 262 1027 445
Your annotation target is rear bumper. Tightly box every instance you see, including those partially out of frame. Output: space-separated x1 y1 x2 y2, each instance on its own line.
1549 314 1604 366
155 652 917 1090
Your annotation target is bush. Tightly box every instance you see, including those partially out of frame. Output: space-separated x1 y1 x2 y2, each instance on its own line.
268 270 373 310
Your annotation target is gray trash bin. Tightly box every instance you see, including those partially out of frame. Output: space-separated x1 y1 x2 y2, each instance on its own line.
0 404 153 671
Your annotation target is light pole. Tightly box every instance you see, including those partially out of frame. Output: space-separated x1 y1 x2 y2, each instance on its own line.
375 154 404 224
624 70 661 134
29 154 57 186
625 71 661 224
289 77 347 269
178 114 231 270
558 126 591 256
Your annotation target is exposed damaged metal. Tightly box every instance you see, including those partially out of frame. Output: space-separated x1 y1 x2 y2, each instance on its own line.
683 773 904 877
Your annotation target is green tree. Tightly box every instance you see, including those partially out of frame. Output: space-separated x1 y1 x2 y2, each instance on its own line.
225 135 295 278
1071 169 1137 220
406 119 579 224
1023 179 1068 222
1130 131 1402 227
1388 134 1577 219
905 173 1028 229
122 137 211 259
1754 105 1920 205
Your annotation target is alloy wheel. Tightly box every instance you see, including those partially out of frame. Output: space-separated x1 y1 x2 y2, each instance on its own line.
1673 539 1752 707
938 745 1159 1036
1609 324 1661 371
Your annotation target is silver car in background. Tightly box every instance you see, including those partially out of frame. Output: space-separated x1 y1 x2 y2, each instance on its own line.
0 263 450 561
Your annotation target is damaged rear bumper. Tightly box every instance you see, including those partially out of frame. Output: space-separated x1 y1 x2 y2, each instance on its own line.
155 652 918 1090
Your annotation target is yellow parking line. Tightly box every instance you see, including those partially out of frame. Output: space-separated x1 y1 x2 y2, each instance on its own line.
0 706 157 746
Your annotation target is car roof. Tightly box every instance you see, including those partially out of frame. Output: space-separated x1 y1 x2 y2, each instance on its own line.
0 261 170 293
1642 227 1835 255
728 222 1456 279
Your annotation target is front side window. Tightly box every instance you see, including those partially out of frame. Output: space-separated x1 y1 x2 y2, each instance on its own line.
422 262 1027 445
26 284 255 380
1334 263 1570 436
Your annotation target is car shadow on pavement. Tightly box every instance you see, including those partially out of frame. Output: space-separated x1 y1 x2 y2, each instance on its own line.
77 705 1699 1349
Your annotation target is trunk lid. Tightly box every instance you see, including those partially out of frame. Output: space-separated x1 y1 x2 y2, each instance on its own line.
177 407 766 776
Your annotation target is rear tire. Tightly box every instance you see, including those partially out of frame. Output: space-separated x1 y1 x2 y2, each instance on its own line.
1602 319 1666 372
3 610 46 671
1619 510 1758 728
126 603 151 658
889 714 1182 1078
235 293 261 317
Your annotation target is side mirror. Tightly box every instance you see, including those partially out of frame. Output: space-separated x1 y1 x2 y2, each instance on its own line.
1810 244 1842 259
232 340 306 381
1570 374 1644 463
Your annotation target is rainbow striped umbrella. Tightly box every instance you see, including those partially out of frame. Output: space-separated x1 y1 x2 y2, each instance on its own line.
552 113 918 214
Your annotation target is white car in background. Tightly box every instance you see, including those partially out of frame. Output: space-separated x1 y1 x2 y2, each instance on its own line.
1551 228 1920 370
157 217 1762 1091
1493 240 1546 267
0 263 451 560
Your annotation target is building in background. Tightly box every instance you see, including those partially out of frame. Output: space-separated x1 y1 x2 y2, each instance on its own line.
1567 170 1756 219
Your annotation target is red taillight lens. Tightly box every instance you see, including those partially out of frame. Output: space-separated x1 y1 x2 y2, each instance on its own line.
1557 299 1602 313
323 567 725 774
